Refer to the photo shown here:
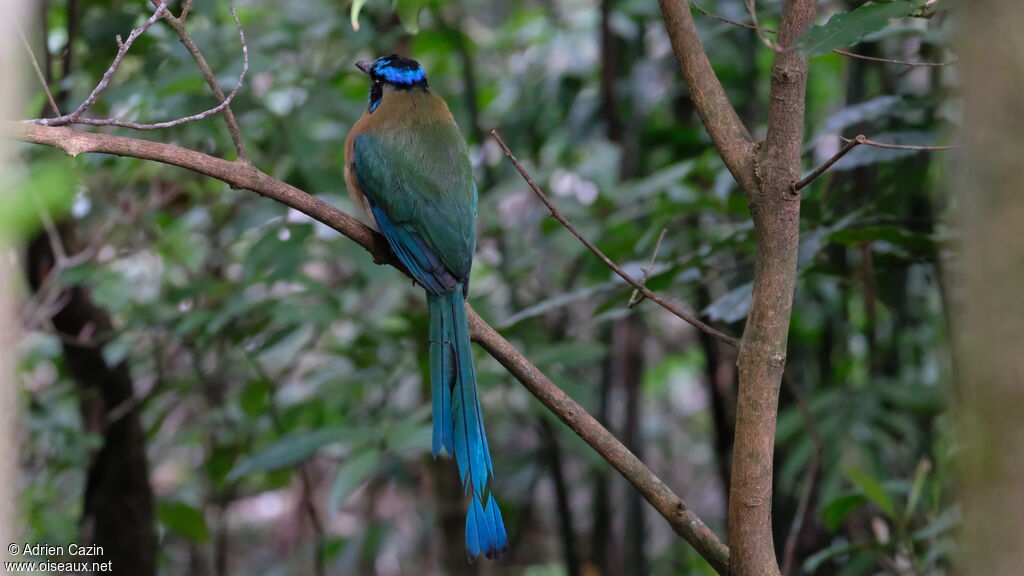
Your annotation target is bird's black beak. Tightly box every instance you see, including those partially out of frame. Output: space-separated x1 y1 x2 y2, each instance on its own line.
355 60 373 75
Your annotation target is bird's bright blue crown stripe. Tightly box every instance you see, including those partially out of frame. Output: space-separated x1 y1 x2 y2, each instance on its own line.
373 61 426 84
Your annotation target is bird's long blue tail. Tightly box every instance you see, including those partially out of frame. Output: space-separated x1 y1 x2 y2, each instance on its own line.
428 285 508 561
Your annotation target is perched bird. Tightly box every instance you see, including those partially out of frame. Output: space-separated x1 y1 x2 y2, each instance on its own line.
344 55 508 561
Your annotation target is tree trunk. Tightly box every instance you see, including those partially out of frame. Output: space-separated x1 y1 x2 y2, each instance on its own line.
26 229 157 576
0 0 27 556
729 2 816 575
956 3 1024 575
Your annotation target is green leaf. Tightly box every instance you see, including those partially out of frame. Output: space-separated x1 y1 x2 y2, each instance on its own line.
350 0 369 31
158 501 210 542
702 282 752 324
902 458 932 529
500 281 621 328
813 96 902 142
239 379 270 418
847 468 897 518
911 505 961 541
528 341 608 369
228 428 351 481
384 406 432 454
822 493 868 531
328 451 381 513
0 160 76 242
803 540 875 574
795 2 918 57
396 0 425 34
829 225 936 254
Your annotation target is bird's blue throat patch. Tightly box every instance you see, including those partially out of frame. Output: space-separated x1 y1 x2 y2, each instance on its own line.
366 55 428 113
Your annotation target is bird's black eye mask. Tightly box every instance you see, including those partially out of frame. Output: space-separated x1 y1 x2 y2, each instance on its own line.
369 80 384 113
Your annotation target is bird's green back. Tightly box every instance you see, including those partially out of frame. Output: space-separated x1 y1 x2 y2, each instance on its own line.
350 92 477 281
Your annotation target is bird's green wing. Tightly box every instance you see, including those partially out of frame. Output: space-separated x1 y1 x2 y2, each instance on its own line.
352 124 477 290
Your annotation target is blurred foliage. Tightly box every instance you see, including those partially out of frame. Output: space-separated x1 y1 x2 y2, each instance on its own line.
13 0 960 574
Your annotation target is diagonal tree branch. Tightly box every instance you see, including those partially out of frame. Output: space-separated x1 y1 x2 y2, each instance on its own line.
491 129 739 348
4 121 730 574
17 25 61 117
657 0 758 192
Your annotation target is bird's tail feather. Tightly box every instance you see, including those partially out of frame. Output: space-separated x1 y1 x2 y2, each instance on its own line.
428 286 508 560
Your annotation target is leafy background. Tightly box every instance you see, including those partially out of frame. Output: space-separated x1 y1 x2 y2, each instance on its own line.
12 0 959 574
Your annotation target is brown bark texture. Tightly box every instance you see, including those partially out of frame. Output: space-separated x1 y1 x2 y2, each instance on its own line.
729 2 815 575
1 0 28 561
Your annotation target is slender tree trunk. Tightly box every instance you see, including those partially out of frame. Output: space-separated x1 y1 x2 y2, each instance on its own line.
435 466 477 576
729 2 816 575
0 259 20 564
0 0 27 557
956 4 1024 575
589 346 614 575
614 318 648 576
541 419 581 576
600 3 650 571
26 231 157 576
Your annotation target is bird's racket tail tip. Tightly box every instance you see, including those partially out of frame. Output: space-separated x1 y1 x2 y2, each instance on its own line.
465 492 508 562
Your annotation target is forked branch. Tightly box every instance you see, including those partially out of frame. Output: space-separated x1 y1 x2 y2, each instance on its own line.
28 4 249 133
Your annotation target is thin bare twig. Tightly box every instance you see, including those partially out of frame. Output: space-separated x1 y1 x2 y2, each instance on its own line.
18 25 61 117
693 2 766 32
628 227 667 308
794 134 959 192
491 130 739 348
745 0 781 51
792 136 862 192
832 48 956 68
156 0 250 161
36 2 168 126
846 134 961 151
693 3 954 67
21 211 112 331
35 198 67 262
30 5 248 132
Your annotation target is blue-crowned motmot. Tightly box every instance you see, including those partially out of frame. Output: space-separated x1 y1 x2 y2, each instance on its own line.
344 55 508 561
